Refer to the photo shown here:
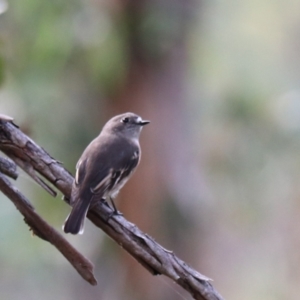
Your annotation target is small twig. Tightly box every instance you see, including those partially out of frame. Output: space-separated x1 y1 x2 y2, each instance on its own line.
12 155 57 196
0 156 18 179
0 119 67 196
0 172 97 286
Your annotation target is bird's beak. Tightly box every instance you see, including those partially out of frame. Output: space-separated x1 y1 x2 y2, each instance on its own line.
139 120 150 126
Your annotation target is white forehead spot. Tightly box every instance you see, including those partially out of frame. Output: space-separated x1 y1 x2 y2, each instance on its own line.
137 116 142 122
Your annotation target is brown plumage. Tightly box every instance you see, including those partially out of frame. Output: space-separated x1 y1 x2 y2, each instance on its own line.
63 112 149 234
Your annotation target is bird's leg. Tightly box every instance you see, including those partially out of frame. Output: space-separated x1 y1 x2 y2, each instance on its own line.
100 197 123 222
100 197 110 207
109 197 123 216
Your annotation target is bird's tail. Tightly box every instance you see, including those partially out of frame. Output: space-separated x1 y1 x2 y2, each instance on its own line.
63 199 91 235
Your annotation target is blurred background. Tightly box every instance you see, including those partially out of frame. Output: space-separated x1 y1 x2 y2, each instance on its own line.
1 0 300 299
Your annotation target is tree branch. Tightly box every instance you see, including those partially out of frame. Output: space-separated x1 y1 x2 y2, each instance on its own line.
0 119 225 300
0 156 18 179
0 172 97 286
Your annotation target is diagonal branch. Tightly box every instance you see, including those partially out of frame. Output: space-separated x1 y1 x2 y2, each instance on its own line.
0 119 225 300
0 172 97 286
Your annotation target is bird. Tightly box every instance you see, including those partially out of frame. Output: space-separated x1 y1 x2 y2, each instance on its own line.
63 112 150 234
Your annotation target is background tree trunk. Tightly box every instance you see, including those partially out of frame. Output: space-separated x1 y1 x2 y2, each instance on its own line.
102 1 208 299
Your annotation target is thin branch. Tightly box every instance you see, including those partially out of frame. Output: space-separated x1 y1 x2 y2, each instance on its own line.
0 172 97 286
0 119 225 300
0 156 18 179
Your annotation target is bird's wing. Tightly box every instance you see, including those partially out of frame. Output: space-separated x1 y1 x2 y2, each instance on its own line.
90 170 113 195
69 158 88 205
75 158 87 186
72 134 140 199
90 149 140 195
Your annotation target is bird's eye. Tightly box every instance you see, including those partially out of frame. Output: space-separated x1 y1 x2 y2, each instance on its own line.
121 117 129 123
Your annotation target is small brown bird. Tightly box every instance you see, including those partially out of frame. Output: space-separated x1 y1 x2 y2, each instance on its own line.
63 112 150 234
